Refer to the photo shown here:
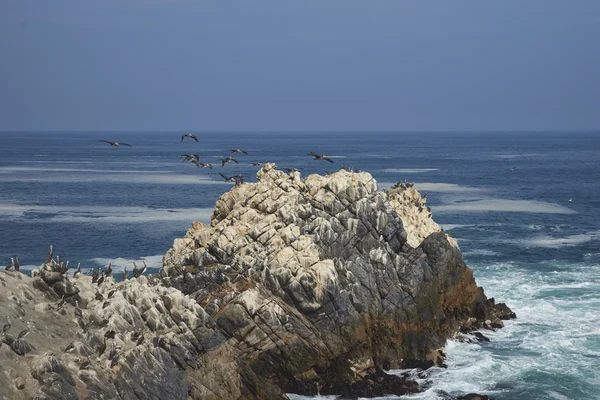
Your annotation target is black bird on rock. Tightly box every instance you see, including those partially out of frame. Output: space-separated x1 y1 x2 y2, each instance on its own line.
97 140 132 147
181 133 199 142
105 263 112 277
308 152 334 163
14 256 19 272
4 258 14 271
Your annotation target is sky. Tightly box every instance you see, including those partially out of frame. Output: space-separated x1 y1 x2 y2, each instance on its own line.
0 1 599 132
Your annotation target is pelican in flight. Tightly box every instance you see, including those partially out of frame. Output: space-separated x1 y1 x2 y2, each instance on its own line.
221 157 239 167
181 154 200 167
181 133 199 142
308 152 334 163
97 140 132 147
219 173 244 186
230 149 248 155
251 162 262 167
282 167 303 173
199 162 213 169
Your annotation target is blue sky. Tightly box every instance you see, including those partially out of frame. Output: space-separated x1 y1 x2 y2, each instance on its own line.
1 1 599 131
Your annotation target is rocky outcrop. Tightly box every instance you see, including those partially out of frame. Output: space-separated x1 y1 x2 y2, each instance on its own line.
0 165 514 399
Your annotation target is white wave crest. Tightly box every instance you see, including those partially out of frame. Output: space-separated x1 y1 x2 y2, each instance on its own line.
434 199 575 214
382 168 440 173
0 173 226 185
521 231 600 248
90 255 163 270
0 204 213 224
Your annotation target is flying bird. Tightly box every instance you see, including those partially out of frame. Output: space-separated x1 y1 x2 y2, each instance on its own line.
509 167 515 172
282 167 304 173
308 152 334 163
219 173 244 186
250 162 263 167
568 196 573 203
199 162 213 169
221 157 239 167
230 149 248 155
181 133 199 142
97 140 132 147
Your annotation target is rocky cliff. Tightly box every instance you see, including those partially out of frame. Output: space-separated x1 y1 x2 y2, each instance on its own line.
0 165 514 399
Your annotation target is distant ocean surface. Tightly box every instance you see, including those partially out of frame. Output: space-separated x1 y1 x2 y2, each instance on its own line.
2 131 600 399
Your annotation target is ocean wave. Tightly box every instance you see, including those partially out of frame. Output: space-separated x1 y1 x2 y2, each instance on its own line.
90 255 163 270
441 224 474 231
0 204 213 224
462 249 500 256
0 166 172 174
381 168 440 173
520 231 600 248
0 173 227 185
377 182 484 192
495 153 544 159
434 199 575 214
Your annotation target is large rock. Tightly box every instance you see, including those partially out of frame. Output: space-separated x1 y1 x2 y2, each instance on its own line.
0 165 514 399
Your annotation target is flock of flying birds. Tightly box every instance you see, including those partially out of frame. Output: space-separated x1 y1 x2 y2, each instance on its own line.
98 133 336 186
3 134 339 275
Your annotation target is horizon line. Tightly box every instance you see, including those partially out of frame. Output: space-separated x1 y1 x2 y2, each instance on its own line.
1 129 600 134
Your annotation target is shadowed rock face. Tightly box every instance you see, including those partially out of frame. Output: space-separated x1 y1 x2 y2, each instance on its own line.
0 165 514 399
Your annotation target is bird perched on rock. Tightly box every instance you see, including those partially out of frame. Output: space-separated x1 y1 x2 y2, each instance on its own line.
230 149 248 155
105 263 112 277
97 271 105 286
91 268 100 283
4 257 14 271
74 301 83 319
107 289 116 299
95 291 104 301
308 152 334 163
13 256 19 272
122 266 128 281
46 245 53 264
2 317 11 333
73 263 82 277
60 261 69 275
181 133 199 142
221 156 239 166
133 261 148 278
97 140 132 147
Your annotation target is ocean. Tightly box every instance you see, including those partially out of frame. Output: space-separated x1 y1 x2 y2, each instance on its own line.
1 131 599 399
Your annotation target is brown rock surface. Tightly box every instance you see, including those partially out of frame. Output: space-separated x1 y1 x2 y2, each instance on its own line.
0 165 514 399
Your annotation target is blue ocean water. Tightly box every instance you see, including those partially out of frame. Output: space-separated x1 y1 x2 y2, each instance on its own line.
1 131 599 399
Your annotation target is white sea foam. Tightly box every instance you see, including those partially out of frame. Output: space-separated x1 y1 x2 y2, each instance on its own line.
462 249 499 257
0 173 225 185
0 204 213 224
377 182 483 192
90 255 163 270
0 166 170 174
519 231 600 248
399 260 600 399
441 224 473 231
434 199 575 214
382 168 440 173
495 153 544 159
